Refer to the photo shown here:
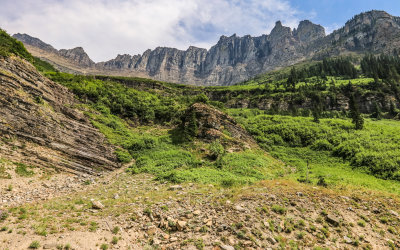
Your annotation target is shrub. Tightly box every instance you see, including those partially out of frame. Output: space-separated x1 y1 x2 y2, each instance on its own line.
317 175 328 187
14 163 35 177
100 244 109 250
114 149 132 163
311 139 333 151
193 94 209 104
271 205 287 215
111 236 119 244
209 140 224 160
29 241 40 249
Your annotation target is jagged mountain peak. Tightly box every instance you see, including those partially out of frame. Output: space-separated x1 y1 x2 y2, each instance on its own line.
58 46 94 67
294 20 325 43
270 20 292 36
12 33 57 53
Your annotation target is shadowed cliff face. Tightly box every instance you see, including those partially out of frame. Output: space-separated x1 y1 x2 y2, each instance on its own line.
13 10 400 86
0 56 118 175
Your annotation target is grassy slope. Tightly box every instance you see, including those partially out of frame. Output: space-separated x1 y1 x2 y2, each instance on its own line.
43 67 400 195
0 29 33 62
83 104 285 186
228 109 400 195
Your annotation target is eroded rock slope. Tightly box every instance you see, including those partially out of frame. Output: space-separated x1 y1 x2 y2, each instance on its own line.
0 56 118 175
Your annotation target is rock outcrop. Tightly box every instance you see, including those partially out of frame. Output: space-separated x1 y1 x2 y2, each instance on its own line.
13 10 400 86
0 55 118 175
58 47 95 67
181 103 256 147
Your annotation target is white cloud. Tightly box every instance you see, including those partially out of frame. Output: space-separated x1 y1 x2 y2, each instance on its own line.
0 0 308 62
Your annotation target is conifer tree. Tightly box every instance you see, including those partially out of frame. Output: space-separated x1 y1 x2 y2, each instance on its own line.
349 94 364 130
371 101 382 120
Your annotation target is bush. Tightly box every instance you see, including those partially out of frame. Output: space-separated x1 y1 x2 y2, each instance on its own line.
209 140 225 160
193 93 209 104
114 149 132 163
271 205 287 215
29 241 40 249
311 139 333 151
15 163 35 177
221 177 236 187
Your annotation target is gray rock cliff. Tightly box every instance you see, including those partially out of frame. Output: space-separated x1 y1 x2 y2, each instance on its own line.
13 10 400 86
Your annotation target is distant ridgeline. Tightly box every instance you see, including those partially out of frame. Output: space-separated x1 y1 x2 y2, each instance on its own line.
12 10 400 86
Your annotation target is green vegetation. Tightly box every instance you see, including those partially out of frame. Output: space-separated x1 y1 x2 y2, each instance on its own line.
29 241 40 249
14 162 35 177
0 29 33 62
229 109 400 192
33 57 57 73
44 72 283 186
100 244 109 250
46 72 184 124
271 205 287 215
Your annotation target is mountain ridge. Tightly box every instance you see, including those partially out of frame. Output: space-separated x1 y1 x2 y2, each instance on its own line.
13 10 400 86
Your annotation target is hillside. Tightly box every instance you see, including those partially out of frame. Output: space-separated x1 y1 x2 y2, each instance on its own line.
13 10 400 86
1 25 400 249
0 29 118 176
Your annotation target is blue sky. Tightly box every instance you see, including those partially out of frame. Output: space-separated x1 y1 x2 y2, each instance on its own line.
292 0 400 32
0 0 398 61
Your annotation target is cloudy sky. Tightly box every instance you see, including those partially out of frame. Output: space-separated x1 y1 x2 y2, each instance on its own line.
1 0 399 62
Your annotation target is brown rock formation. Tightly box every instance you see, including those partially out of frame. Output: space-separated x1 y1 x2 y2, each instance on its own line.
0 56 118 175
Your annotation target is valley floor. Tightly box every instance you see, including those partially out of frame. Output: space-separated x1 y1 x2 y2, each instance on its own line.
1 165 400 250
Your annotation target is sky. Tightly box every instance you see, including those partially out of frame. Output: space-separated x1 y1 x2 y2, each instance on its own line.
1 0 399 62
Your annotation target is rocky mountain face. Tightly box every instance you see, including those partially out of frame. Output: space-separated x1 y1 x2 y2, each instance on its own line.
58 47 95 67
13 10 400 86
0 55 118 175
13 33 95 71
310 10 400 58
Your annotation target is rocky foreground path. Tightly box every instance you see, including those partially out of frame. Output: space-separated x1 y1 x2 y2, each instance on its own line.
1 168 400 249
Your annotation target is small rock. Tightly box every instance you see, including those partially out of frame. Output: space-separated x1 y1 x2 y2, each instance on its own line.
389 210 399 217
177 220 187 231
340 196 350 201
234 205 246 212
91 200 104 209
267 236 277 245
326 214 341 227
193 210 201 216
43 244 56 249
243 241 253 246
168 185 183 191
153 238 161 245
220 245 235 250
218 224 229 232
170 237 178 242
269 194 277 200
372 208 381 214
113 194 119 199
344 236 353 244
